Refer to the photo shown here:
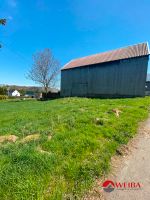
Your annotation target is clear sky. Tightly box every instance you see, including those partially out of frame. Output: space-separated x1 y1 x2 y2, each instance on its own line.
0 0 150 86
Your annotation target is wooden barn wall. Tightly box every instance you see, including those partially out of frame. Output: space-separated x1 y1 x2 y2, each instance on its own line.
61 56 149 97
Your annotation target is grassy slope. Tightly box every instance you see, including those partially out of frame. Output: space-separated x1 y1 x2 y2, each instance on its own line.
0 97 150 199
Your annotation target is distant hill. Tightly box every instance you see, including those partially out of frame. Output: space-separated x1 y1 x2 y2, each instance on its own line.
0 85 42 92
0 84 60 93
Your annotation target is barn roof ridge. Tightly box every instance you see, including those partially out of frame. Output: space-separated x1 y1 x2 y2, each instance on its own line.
67 42 149 61
62 42 149 70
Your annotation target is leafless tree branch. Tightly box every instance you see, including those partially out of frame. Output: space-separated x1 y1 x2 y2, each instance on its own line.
0 19 6 48
27 48 60 95
0 19 6 25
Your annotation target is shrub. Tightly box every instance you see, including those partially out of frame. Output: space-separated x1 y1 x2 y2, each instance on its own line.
0 95 8 100
0 86 7 95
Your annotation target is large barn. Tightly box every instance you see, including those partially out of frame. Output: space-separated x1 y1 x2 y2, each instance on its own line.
61 43 149 97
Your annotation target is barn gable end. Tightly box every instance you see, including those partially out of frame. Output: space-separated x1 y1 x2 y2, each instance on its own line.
61 43 149 97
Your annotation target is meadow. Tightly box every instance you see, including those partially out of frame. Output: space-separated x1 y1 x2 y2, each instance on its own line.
0 97 150 199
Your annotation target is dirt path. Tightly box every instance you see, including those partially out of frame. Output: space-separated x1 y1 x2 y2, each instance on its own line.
85 118 150 200
104 117 150 200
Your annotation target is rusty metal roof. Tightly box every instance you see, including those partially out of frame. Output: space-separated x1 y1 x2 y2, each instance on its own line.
62 42 149 70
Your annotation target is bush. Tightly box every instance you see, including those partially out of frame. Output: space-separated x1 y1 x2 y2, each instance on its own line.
0 86 7 95
0 95 8 100
8 96 20 99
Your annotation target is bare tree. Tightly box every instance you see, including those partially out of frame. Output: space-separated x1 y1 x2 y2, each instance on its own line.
0 19 6 48
27 48 60 96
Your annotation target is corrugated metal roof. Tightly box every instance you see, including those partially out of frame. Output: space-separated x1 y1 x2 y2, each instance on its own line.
62 42 149 70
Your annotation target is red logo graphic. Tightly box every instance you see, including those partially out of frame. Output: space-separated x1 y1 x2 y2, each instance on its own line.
102 180 142 193
102 180 115 192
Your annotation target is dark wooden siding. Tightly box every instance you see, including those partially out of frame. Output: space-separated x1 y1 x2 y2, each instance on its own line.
61 56 149 97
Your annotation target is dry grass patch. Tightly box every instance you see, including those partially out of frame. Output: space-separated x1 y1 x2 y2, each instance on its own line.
37 146 51 154
0 135 18 143
112 108 122 117
47 135 52 140
20 134 40 143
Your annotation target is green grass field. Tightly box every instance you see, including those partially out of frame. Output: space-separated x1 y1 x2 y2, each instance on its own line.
0 97 150 199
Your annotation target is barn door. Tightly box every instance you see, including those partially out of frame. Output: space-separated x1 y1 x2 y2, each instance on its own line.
71 82 88 97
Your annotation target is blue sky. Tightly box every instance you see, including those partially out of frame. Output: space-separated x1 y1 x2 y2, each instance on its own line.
0 0 150 86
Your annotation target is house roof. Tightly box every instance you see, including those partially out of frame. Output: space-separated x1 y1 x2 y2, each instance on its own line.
62 42 149 70
9 89 19 93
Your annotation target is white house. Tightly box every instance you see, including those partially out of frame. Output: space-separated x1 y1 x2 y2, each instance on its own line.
9 90 20 97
